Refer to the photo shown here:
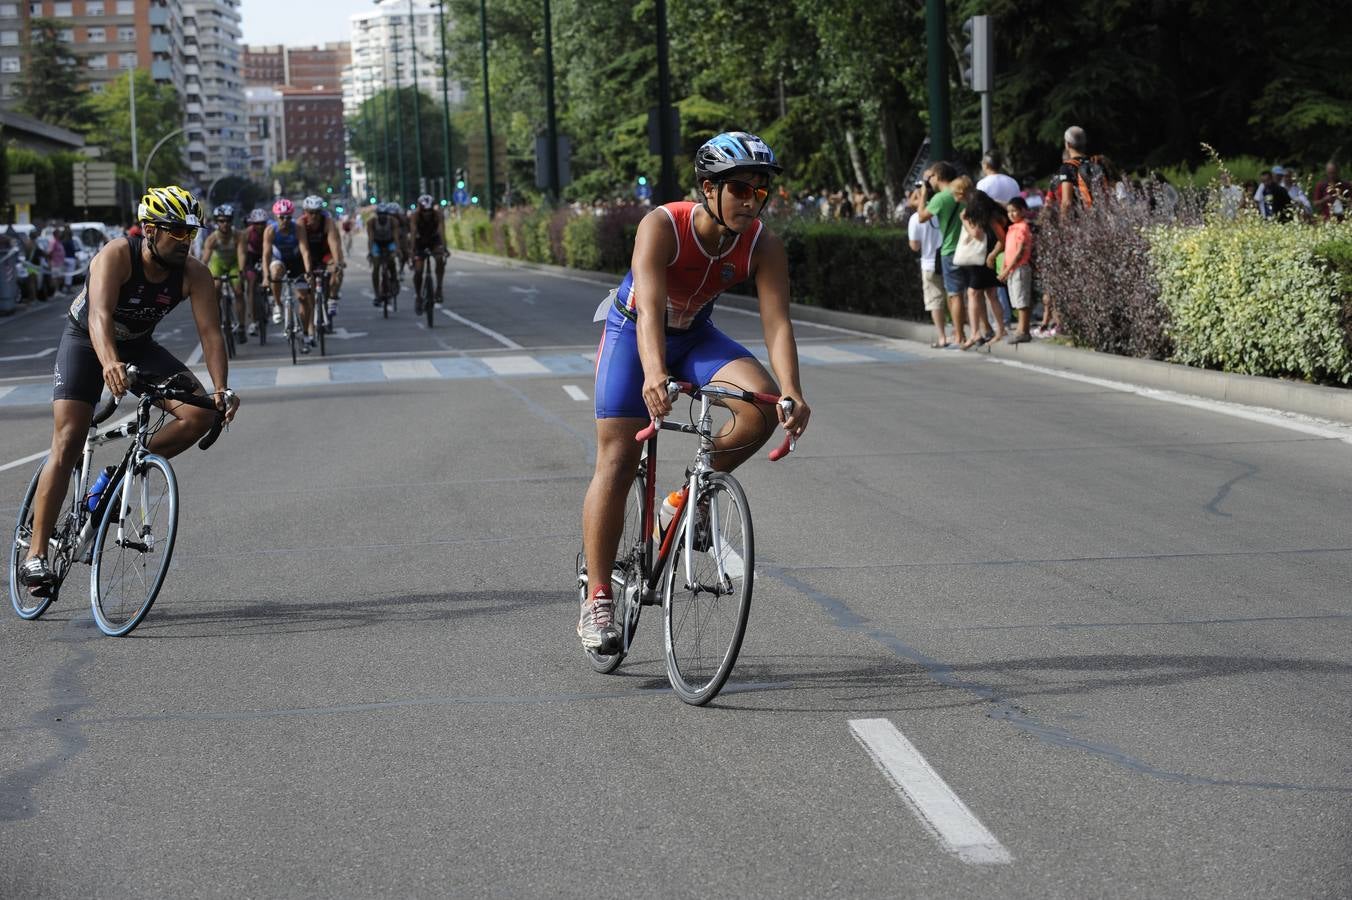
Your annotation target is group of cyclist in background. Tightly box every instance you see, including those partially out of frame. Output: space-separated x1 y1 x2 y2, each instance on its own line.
193 193 448 354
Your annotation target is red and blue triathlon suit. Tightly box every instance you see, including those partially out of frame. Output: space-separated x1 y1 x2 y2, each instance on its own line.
594 201 762 419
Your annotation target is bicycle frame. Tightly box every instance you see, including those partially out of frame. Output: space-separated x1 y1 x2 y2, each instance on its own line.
634 383 794 603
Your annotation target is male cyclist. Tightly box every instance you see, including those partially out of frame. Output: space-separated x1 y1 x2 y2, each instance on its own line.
366 203 402 305
262 198 319 353
578 131 812 652
18 186 241 592
242 208 269 334
299 195 346 326
411 193 448 313
198 204 247 343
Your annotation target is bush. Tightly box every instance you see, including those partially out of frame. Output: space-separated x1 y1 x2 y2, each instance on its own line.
1149 220 1352 384
1037 194 1203 359
776 220 925 319
563 214 602 271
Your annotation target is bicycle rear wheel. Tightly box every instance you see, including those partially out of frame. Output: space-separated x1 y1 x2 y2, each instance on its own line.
585 468 648 674
662 472 753 705
90 456 179 637
9 460 75 620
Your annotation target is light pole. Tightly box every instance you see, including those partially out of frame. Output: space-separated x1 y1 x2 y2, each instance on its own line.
437 0 452 204
479 0 494 216
142 127 186 193
408 0 424 196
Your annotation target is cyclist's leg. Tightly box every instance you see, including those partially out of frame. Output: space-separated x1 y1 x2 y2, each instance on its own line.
133 341 216 457
583 313 651 599
30 327 103 559
686 328 780 473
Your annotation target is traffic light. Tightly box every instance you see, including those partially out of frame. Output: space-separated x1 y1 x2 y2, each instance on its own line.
962 16 993 92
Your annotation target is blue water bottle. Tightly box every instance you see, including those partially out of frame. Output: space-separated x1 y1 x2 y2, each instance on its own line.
86 466 116 512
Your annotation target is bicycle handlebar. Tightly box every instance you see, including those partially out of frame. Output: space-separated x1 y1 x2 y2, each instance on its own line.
124 365 226 451
634 380 796 461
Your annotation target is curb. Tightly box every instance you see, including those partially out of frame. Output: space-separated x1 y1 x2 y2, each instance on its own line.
452 249 1352 426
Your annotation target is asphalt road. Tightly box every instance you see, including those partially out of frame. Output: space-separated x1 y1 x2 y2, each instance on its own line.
2 239 1350 898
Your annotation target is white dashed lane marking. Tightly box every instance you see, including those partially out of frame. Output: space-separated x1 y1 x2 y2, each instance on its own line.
848 718 1012 866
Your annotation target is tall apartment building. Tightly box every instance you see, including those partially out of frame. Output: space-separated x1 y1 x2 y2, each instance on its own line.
182 0 247 181
343 0 464 199
244 41 348 90
0 0 184 105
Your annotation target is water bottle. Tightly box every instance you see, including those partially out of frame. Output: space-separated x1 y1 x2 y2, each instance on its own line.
86 466 116 512
658 491 683 535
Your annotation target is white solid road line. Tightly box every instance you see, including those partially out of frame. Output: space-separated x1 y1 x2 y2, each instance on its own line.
562 384 588 402
848 718 1012 866
993 358 1352 445
438 307 522 350
0 343 56 362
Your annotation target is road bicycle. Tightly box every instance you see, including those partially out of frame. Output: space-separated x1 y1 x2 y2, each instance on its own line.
8 366 225 636
414 249 441 328
577 380 794 705
277 276 302 365
216 275 237 359
375 253 399 319
246 264 268 346
308 270 330 356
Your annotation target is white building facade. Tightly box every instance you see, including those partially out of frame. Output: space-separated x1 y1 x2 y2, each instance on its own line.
181 0 247 184
341 0 465 200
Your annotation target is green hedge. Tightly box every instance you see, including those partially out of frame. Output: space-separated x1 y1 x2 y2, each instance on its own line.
1149 220 1352 384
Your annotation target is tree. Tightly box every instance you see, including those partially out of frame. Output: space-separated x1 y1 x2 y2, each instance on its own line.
347 87 462 204
82 71 185 188
17 19 86 132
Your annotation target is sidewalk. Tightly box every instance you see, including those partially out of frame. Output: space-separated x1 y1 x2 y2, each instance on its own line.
453 248 1352 427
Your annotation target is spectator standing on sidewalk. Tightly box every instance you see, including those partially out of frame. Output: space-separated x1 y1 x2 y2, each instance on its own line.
46 228 66 296
1313 162 1349 223
999 197 1034 343
976 152 1020 326
914 163 970 347
907 167 950 347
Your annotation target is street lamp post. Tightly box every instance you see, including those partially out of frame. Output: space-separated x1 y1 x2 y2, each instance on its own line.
438 0 452 203
408 0 424 197
142 127 186 193
479 0 494 216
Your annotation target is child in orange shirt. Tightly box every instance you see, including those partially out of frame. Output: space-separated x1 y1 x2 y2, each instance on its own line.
998 197 1034 343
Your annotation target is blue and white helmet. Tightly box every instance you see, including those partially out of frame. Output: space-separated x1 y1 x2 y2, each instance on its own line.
694 131 782 185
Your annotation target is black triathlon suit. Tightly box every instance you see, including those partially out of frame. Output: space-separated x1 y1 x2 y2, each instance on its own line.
54 235 197 406
413 211 444 256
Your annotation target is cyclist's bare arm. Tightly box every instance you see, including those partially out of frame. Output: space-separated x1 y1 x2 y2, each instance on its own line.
631 209 677 419
86 237 135 396
326 219 344 266
751 230 810 437
184 257 233 416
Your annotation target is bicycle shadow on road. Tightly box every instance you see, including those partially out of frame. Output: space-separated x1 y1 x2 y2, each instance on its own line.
120 589 570 639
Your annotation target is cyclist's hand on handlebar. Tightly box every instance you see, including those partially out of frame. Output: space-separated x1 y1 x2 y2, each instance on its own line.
642 373 675 419
103 361 130 398
778 394 810 438
213 388 240 424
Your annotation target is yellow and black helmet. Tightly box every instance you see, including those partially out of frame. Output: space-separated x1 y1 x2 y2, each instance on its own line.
137 186 203 227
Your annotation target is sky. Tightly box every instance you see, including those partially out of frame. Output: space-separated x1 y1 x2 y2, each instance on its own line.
239 0 374 46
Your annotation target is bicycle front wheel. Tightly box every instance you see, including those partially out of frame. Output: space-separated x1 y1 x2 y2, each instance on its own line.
90 455 179 637
9 459 74 620
662 472 753 705
585 467 647 674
